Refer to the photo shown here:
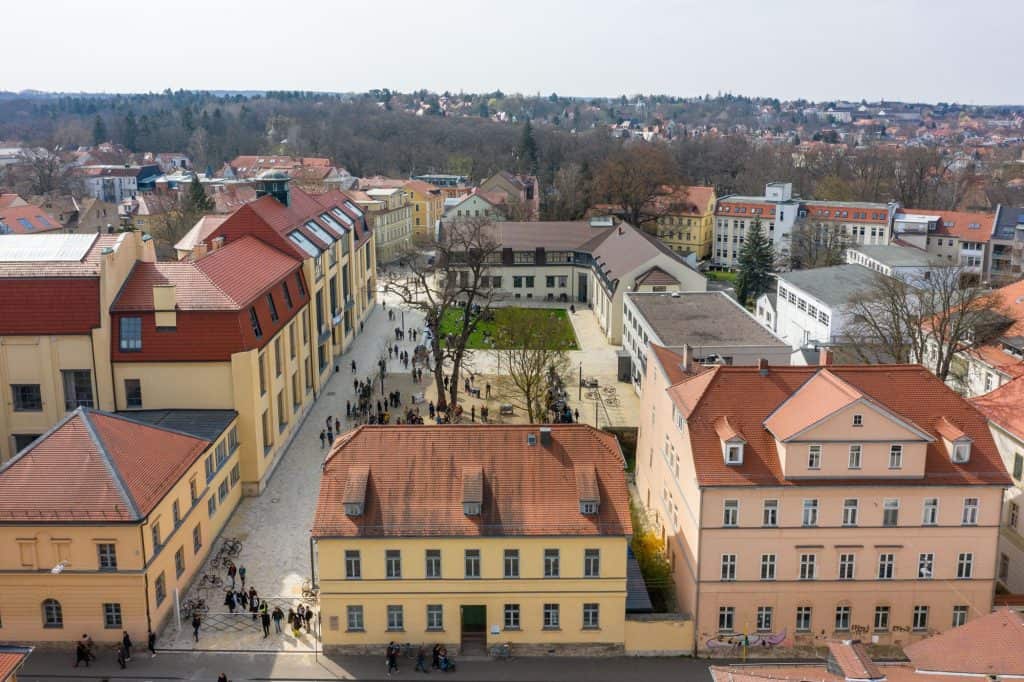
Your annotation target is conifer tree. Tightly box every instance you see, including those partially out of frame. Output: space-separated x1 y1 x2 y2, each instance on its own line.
735 218 775 306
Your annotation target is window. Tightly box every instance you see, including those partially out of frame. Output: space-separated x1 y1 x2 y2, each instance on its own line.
877 553 894 579
807 444 821 469
718 606 735 633
249 307 263 338
266 293 279 322
889 444 903 469
218 479 229 502
957 552 973 579
103 603 122 629
796 606 812 632
721 554 737 581
385 550 401 578
119 317 142 351
192 524 202 554
761 554 776 580
953 442 971 463
952 605 969 628
544 549 560 577
802 499 819 527
230 463 240 487
756 606 773 632
923 498 939 526
274 339 283 376
345 550 361 579
543 603 560 629
175 547 185 577
874 606 890 631
97 543 117 570
912 605 929 631
843 499 859 526
838 553 856 580
11 384 42 411
42 599 63 628
123 379 142 408
504 603 520 629
346 605 364 631
723 500 739 527
852 414 863 427
423 604 443 631
504 549 519 578
258 353 267 395
1011 502 1021 530
962 498 979 526
725 443 743 464
282 281 294 309
173 500 181 527
387 605 404 631
1003 553 1012 582
1014 454 1023 481
918 553 934 579
583 603 600 629
154 573 166 606
799 554 817 580
464 549 480 578
62 369 94 409
151 522 162 551
762 500 778 527
207 494 217 518
295 272 306 297
883 499 900 527
835 605 851 631
584 549 600 577
848 444 862 469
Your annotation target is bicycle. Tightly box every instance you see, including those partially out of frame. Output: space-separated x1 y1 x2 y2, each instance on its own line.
222 538 243 556
185 597 208 616
222 557 235 572
301 578 319 603
489 642 512 660
200 573 223 589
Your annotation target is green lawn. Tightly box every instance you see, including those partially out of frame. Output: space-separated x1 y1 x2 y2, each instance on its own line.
438 307 579 350
706 270 738 283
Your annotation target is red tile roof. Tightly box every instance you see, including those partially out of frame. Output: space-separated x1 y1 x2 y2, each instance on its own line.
972 376 1024 441
650 184 716 215
0 193 26 209
313 425 632 538
898 208 995 241
958 279 1024 379
0 647 31 682
904 608 1024 675
635 266 680 287
649 344 689 385
666 364 1010 487
827 640 883 680
0 409 210 522
0 204 61 233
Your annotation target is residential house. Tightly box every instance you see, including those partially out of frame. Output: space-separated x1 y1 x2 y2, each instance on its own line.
76 164 159 204
312 424 643 655
635 350 1009 653
0 194 27 209
622 291 790 394
891 208 994 278
221 155 351 191
0 203 62 234
444 219 707 344
479 171 540 220
987 205 1024 284
647 186 717 260
0 232 154 462
772 264 879 349
348 187 412 264
0 407 241 642
443 189 507 223
403 180 444 239
27 195 119 234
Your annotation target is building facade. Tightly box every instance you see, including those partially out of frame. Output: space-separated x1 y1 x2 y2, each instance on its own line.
773 264 878 349
647 186 717 260
352 188 412 264
635 350 1008 652
403 180 444 239
478 171 540 220
892 209 994 279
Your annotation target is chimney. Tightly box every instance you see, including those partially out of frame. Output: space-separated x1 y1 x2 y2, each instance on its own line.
758 358 769 377
819 348 834 366
210 236 225 251
152 284 177 329
192 243 208 259
680 344 694 373
539 426 552 447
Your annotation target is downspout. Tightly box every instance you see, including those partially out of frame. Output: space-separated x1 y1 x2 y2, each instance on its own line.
693 487 703 655
139 522 152 632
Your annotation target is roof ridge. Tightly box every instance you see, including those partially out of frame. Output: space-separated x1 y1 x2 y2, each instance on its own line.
0 408 82 475
78 408 143 520
96 409 213 444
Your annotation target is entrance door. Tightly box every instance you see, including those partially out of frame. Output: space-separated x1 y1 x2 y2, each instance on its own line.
577 273 588 302
460 605 486 655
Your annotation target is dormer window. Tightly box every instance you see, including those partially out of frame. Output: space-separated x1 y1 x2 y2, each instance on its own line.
580 501 599 515
725 444 744 465
953 442 971 463
463 502 481 516
852 414 863 427
344 502 363 517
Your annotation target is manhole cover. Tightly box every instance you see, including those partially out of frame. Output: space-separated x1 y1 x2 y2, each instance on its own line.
271 498 280 503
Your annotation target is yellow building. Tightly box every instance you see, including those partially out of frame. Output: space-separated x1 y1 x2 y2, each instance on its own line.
0 407 242 642
312 424 640 656
648 185 716 260
0 645 32 682
0 231 154 463
350 187 413 264
403 179 444 240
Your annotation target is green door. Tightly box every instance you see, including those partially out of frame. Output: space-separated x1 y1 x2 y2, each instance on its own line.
460 605 486 633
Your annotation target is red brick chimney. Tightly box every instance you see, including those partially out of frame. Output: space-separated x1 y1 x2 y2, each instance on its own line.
819 348 834 366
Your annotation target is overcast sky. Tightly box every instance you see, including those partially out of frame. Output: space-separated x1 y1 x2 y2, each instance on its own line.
4 0 1019 104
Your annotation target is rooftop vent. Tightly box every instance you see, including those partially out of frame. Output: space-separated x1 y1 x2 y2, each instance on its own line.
527 432 537 446
539 427 552 446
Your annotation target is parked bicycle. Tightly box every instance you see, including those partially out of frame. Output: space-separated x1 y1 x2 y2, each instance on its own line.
181 597 208 619
221 537 243 556
401 642 419 659
199 573 223 589
301 578 320 603
489 642 512 660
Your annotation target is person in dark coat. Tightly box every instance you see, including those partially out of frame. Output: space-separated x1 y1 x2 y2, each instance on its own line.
147 629 157 656
192 613 201 642
272 606 284 633
261 609 271 637
116 643 127 669
303 605 314 631
121 630 132 660
224 590 236 613
74 641 90 668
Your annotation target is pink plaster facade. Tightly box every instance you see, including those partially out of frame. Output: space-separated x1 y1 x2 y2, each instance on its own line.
635 348 1007 653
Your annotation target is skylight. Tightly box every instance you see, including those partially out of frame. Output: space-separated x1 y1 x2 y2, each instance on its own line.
288 230 319 258
304 220 334 245
319 212 346 235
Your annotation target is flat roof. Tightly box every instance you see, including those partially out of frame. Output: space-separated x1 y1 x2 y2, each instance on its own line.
0 233 98 262
777 264 879 308
117 409 237 441
627 291 787 348
849 244 935 267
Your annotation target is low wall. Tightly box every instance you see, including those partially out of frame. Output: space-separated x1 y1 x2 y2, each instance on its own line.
624 613 694 656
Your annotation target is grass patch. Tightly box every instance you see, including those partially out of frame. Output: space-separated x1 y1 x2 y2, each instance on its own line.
438 306 579 350
706 270 738 283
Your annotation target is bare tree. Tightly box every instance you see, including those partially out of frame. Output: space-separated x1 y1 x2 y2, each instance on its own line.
592 144 677 225
11 150 81 197
383 216 501 412
843 265 1006 384
496 309 573 423
787 220 848 270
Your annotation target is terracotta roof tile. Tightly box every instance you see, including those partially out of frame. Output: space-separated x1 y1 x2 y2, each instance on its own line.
972 376 1024 441
898 208 995 241
0 204 62 233
0 647 32 682
827 640 884 680
904 608 1024 675
763 370 864 441
649 343 689 385
313 425 631 538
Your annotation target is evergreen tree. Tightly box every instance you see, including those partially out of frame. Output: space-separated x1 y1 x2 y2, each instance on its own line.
517 120 538 174
123 112 139 151
185 175 214 213
734 218 775 307
92 115 107 145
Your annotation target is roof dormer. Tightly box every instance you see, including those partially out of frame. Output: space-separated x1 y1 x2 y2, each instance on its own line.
715 416 746 466
575 464 600 515
936 417 972 464
461 465 483 516
343 465 369 517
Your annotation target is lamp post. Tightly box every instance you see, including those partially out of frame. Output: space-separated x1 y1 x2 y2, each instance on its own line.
578 363 583 400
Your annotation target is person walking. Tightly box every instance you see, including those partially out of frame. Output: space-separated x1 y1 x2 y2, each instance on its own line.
334 417 341 433
224 589 236 614
319 429 326 450
415 645 429 673
272 605 284 633
485 382 491 399
574 408 580 423
116 643 127 669
147 629 157 657
261 609 271 638
121 630 132 660
303 605 314 631
386 641 399 677
249 587 259 620
191 613 201 642
326 426 333 444
238 565 246 588
432 643 441 670
74 641 90 668
470 405 475 422
351 359 357 373
227 562 237 588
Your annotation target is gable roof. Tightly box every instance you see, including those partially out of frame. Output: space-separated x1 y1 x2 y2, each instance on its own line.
904 608 1024 675
0 408 210 522
971 375 1024 442
0 232 122 278
0 204 62 234
634 266 680 287
313 425 631 538
649 343 690 385
827 640 884 681
0 646 32 682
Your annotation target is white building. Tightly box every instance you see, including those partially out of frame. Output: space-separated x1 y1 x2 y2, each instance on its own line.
844 243 936 279
623 291 790 393
78 166 140 204
774 263 878 349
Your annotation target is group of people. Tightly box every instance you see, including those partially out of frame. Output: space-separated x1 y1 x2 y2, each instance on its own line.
386 642 456 676
73 630 156 669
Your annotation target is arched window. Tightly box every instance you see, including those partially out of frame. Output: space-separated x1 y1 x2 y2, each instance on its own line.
42 599 63 628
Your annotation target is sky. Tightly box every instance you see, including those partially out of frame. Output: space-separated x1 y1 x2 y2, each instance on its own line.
3 0 1020 104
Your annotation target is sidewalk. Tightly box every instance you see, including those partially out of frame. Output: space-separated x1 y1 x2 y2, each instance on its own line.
18 648 717 682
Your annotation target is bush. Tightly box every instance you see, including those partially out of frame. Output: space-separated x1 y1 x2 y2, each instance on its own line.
629 499 675 612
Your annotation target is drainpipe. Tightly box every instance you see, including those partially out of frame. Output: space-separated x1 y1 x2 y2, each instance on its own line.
139 523 152 633
309 537 318 588
693 488 703 655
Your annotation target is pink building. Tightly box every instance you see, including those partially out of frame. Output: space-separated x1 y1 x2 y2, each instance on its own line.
635 345 1010 653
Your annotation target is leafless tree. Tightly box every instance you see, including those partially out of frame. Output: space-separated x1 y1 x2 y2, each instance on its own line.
383 216 501 412
592 144 677 225
11 150 82 197
787 220 848 270
843 265 1006 383
496 309 572 423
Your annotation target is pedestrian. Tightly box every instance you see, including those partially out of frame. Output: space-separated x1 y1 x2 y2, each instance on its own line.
218 674 229 682
485 382 491 398
83 634 96 661
117 643 127 669
228 562 237 587
353 378 359 393
326 416 332 430
470 404 475 422
239 565 246 588
377 400 383 414
346 400 351 418
192 613 201 642
303 605 314 631
387 641 399 676
272 606 284 633
261 609 271 638
335 417 341 433
389 346 394 358
443 375 449 390
326 427 333 443
481 405 488 423
147 629 156 656
319 429 326 450
224 589 236 613
121 630 132 660
432 643 441 669
249 588 259 620
237 587 247 609
574 408 580 423
360 321 364 333
287 608 296 630
415 644 429 673
291 612 303 637
464 377 470 392
296 603 305 627
351 359 357 373
428 401 435 418
74 641 90 668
